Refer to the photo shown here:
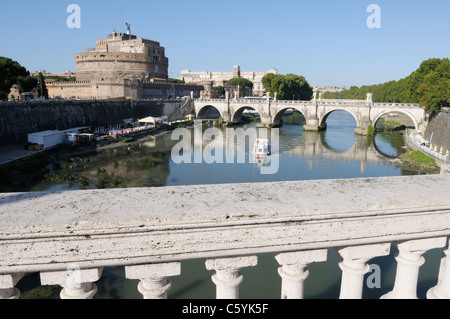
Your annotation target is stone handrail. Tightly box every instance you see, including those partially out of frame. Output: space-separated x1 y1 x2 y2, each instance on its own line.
195 98 420 108
1 174 450 299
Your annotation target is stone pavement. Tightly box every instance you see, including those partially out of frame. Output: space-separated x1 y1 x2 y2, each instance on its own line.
0 144 43 166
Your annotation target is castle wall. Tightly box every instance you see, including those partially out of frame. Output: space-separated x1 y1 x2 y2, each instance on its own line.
47 81 95 99
75 53 168 81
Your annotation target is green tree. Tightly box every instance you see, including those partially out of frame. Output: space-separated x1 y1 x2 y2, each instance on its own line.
262 73 313 100
321 58 449 113
211 86 225 98
0 57 29 100
37 72 49 99
226 78 254 88
17 75 38 94
417 58 450 113
168 78 183 84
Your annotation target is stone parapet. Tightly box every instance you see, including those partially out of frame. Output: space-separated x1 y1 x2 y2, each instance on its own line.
1 175 450 274
1 175 450 299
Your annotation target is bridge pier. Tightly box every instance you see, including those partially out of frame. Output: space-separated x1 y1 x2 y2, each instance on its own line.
303 121 327 132
355 127 370 136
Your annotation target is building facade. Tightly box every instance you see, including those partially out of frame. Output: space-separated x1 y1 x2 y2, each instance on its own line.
180 66 278 97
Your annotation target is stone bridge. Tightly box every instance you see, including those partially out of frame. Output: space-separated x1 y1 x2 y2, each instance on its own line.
194 94 427 135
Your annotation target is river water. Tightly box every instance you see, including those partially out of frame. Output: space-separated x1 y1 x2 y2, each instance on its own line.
20 111 444 299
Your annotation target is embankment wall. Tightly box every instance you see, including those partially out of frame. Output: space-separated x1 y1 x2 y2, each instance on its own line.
424 108 450 154
0 100 181 145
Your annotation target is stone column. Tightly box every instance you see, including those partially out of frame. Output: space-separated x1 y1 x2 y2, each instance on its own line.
338 243 391 299
205 256 257 299
40 267 103 299
275 249 328 299
381 238 447 299
0 273 24 299
427 238 450 299
125 262 181 299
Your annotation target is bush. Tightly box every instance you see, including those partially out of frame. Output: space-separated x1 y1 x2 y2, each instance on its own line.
138 158 156 168
121 137 134 143
214 117 226 127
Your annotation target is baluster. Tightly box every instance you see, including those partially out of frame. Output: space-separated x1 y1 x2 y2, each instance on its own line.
275 249 328 299
381 237 447 299
427 238 450 299
40 267 103 299
0 273 24 299
338 243 391 299
125 262 181 299
205 256 257 299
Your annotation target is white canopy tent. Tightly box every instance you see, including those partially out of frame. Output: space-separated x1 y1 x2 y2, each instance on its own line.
139 116 169 126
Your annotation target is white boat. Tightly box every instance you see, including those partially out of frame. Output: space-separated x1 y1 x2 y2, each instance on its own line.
252 139 270 157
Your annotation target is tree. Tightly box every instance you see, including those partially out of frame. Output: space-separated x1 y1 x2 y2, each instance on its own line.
17 75 38 94
0 57 29 100
211 86 225 98
321 58 449 113
262 73 313 100
168 78 183 84
417 58 450 113
226 78 253 88
37 72 49 99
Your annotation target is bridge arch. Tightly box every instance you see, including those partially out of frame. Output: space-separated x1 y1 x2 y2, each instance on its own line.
231 106 259 123
273 107 308 125
372 110 419 131
319 109 359 129
196 105 223 119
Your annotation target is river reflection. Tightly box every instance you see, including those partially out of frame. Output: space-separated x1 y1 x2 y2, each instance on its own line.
21 111 441 299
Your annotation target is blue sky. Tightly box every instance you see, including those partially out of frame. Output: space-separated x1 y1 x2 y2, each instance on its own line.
0 0 448 87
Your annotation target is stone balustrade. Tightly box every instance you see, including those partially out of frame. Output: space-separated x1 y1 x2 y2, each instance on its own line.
1 174 450 299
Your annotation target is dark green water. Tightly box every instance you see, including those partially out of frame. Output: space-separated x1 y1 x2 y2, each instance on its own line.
18 111 444 299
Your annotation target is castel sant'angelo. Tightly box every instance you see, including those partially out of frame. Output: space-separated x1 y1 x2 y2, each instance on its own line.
46 25 203 100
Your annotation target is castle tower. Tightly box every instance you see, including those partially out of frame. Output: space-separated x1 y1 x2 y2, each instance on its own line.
233 65 241 78
75 32 169 82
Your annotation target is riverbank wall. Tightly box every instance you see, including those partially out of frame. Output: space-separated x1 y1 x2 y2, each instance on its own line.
405 108 450 165
0 99 184 146
424 108 450 155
